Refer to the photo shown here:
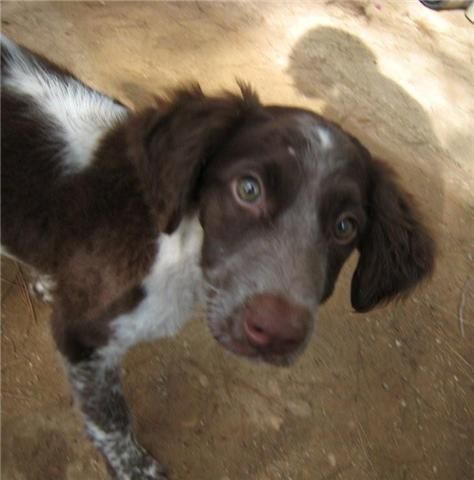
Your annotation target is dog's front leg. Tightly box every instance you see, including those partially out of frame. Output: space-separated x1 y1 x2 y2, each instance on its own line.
50 278 168 479
64 352 167 480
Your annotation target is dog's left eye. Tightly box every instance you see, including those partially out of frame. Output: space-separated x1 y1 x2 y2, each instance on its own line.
236 176 261 203
334 215 357 243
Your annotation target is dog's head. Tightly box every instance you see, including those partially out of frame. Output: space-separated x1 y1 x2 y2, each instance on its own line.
129 85 435 365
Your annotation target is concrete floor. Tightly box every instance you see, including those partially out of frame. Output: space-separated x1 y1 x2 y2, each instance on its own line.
1 2 473 480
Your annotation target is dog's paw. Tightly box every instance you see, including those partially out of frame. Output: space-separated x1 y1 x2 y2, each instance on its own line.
128 454 168 480
111 460 168 480
105 437 168 480
109 460 167 480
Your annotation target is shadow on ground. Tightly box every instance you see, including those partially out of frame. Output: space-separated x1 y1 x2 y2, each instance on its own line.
287 26 446 230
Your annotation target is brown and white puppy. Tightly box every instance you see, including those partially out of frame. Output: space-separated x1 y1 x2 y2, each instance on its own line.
1 34 435 479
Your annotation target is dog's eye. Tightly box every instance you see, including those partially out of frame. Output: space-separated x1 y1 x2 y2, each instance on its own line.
334 215 357 243
236 176 261 203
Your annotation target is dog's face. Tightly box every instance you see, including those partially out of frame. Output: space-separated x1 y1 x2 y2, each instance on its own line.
130 86 434 365
199 110 368 364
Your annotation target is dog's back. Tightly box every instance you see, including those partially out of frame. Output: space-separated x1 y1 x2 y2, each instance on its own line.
1 35 129 271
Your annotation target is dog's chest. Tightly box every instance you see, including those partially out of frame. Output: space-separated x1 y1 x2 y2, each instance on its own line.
107 217 204 355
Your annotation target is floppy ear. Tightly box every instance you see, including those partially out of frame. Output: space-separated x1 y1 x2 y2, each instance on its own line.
127 83 260 233
351 158 435 312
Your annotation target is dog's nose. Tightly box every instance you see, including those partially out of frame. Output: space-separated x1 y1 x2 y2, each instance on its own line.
243 294 311 355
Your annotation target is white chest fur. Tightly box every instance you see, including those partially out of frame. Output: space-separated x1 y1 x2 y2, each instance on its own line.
102 216 204 361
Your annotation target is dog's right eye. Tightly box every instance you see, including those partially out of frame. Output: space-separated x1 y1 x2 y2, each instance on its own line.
334 214 358 244
235 176 262 204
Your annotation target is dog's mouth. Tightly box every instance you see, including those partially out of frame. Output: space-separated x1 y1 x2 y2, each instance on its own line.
204 283 314 366
206 311 306 367
210 331 298 366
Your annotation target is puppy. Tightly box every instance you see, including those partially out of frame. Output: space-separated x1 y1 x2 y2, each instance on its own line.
1 34 435 479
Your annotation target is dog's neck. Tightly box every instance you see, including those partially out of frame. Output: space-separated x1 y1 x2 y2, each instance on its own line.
100 214 205 357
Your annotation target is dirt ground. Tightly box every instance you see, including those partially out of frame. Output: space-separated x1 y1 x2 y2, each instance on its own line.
1 1 473 480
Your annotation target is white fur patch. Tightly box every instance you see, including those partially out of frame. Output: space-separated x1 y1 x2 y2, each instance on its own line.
298 115 335 155
1 34 128 173
101 216 204 362
29 274 56 303
316 127 333 150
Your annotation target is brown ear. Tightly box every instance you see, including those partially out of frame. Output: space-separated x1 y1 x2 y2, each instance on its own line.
351 159 435 312
127 83 260 233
